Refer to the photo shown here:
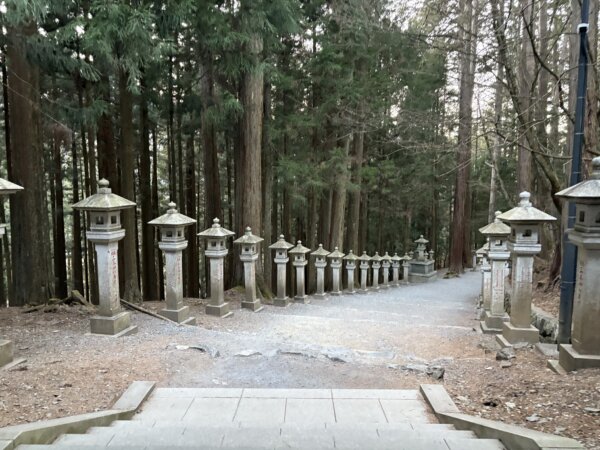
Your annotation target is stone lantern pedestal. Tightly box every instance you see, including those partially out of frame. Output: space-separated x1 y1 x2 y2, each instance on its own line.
343 251 358 294
409 235 437 283
496 192 556 348
358 252 371 293
479 241 491 312
234 227 264 312
290 241 311 303
400 254 411 284
479 212 511 334
73 179 137 336
149 202 197 325
371 252 382 290
381 253 392 288
328 247 345 295
0 178 23 368
391 254 401 287
269 235 294 307
311 244 330 298
553 157 600 371
198 218 235 318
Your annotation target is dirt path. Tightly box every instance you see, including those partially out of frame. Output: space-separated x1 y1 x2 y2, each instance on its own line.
1 272 599 448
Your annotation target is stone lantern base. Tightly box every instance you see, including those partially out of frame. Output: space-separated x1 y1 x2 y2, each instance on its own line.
90 311 138 337
408 261 437 283
480 311 510 334
0 339 14 368
273 297 291 307
495 322 539 348
206 302 232 318
556 345 600 372
159 306 196 325
294 294 310 304
242 300 264 312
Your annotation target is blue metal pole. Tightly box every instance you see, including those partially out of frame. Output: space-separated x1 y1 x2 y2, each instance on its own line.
557 0 589 345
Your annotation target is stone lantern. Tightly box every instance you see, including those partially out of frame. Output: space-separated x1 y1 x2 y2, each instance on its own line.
400 253 411 284
496 192 556 348
0 178 23 369
269 235 294 307
358 252 371 293
148 202 196 325
233 227 264 312
409 235 437 283
479 240 492 313
391 253 401 287
343 250 359 294
198 218 235 318
327 247 345 296
72 179 137 336
289 241 311 303
553 157 600 371
479 211 511 334
311 244 330 298
381 252 392 288
371 252 382 290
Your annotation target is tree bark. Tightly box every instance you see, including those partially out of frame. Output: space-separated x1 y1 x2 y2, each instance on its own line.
347 129 364 253
262 81 273 290
184 134 199 297
517 0 534 193
6 23 50 305
118 70 141 303
448 0 475 274
140 77 158 300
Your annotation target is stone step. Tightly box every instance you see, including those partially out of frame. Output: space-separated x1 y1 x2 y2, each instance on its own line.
18 441 506 450
105 420 457 431
51 427 479 448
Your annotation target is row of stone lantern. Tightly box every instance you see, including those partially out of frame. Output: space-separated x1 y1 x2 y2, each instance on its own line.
69 179 438 336
477 192 556 349
477 158 600 375
0 177 24 369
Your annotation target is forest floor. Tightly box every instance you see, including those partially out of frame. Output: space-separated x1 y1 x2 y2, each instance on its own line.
0 271 599 449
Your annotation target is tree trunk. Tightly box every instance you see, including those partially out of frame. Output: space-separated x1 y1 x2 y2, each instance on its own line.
184 134 199 297
151 128 164 299
329 134 350 250
140 77 158 300
489 62 503 222
51 125 69 299
6 23 50 305
1 50 13 303
517 0 534 193
347 130 364 253
262 81 273 291
118 70 141 303
448 0 475 274
96 74 118 188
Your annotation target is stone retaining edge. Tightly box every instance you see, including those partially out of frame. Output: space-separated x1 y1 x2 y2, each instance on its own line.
420 384 584 450
0 380 155 450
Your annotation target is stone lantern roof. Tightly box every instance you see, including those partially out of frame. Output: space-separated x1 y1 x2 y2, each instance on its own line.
399 253 411 261
72 179 135 211
269 235 294 250
391 253 401 262
479 211 511 236
198 218 235 238
358 251 371 261
289 240 311 255
234 227 264 245
476 242 490 256
149 202 196 227
0 177 23 195
311 244 330 257
371 252 383 262
328 247 345 259
343 250 359 261
497 192 556 223
556 157 600 201
415 235 429 244
381 252 392 261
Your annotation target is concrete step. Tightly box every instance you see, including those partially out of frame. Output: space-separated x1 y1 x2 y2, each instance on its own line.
51 427 479 448
18 442 506 450
104 420 457 431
